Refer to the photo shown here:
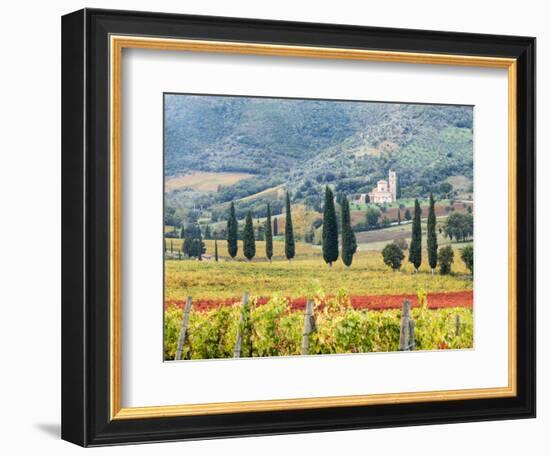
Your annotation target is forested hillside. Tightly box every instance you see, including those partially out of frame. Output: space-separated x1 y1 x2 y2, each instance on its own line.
164 94 473 226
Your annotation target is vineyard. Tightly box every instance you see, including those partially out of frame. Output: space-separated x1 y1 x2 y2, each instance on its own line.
162 95 475 361
164 291 473 360
164 240 474 360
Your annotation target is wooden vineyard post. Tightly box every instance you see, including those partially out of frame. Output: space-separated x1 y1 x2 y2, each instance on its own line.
301 300 316 355
455 314 461 336
408 319 415 350
174 296 193 361
233 292 250 358
399 300 412 351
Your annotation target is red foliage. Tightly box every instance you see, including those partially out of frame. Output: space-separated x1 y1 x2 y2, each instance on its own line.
165 290 473 312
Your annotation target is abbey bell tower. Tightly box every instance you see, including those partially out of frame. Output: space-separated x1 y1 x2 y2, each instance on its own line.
389 170 397 201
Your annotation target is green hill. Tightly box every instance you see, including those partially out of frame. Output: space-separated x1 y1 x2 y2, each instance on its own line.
164 94 473 226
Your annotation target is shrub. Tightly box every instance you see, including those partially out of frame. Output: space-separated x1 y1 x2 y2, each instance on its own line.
365 207 381 229
381 243 405 271
460 245 473 274
438 245 454 274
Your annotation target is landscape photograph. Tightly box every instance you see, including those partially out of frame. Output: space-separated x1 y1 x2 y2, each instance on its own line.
163 93 474 361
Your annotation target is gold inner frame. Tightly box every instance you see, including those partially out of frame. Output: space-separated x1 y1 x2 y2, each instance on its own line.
109 35 517 420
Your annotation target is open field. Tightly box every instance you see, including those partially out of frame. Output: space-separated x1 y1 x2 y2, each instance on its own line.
353 218 472 251
350 200 472 224
164 241 472 302
165 171 254 192
236 184 285 203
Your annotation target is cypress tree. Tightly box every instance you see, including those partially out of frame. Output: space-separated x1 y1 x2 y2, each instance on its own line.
182 235 190 257
409 198 422 272
396 175 402 199
427 193 438 274
196 226 204 261
322 186 339 266
341 196 357 269
284 192 295 261
214 239 219 262
180 224 185 239
182 224 193 257
265 203 273 262
227 201 238 259
273 217 278 236
243 211 256 261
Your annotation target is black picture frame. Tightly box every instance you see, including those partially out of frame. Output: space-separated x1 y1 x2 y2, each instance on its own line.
62 8 536 447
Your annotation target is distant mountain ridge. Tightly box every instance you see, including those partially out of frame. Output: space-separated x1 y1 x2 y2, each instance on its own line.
165 94 472 181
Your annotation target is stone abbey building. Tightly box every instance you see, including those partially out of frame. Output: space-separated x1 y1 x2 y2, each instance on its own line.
367 170 397 204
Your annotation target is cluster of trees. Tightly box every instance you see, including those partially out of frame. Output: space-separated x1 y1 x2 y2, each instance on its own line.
353 205 412 233
443 212 474 242
180 224 206 260
381 194 473 275
176 197 280 263
165 224 206 259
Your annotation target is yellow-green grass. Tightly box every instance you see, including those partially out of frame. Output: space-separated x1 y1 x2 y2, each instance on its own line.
166 239 319 259
165 171 254 192
236 184 285 203
164 241 472 301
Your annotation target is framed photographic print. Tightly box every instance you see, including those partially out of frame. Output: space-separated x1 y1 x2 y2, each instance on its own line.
61 8 536 447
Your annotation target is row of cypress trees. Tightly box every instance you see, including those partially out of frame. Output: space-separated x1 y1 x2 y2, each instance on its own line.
321 186 357 268
226 192 295 262
226 187 360 266
408 193 438 273
225 188 438 270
